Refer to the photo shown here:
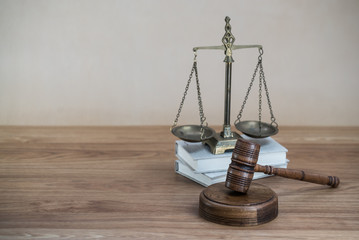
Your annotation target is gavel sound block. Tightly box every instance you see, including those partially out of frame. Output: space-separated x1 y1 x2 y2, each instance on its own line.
199 138 340 227
199 182 278 226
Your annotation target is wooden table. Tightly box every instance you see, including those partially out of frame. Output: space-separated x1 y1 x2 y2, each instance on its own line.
0 126 358 239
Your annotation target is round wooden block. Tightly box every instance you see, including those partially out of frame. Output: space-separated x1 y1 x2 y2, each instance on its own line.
199 182 278 226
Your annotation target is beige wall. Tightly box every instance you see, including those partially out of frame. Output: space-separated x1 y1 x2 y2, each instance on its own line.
0 0 358 126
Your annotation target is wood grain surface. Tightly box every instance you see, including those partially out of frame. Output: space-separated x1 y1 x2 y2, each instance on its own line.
0 126 358 239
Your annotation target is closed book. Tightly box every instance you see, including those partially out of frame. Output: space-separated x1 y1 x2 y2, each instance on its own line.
175 159 290 187
175 136 287 173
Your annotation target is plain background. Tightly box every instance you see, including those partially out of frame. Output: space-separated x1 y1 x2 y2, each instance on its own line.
0 0 358 126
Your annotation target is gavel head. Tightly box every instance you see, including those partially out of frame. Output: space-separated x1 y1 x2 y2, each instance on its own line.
225 138 261 193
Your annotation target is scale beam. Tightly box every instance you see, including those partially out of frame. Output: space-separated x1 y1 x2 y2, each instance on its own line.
193 44 263 52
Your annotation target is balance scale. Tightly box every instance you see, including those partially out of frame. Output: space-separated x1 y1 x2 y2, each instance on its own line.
171 16 279 154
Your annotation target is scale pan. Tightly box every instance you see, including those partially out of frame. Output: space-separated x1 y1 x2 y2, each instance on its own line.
171 125 215 142
235 121 278 138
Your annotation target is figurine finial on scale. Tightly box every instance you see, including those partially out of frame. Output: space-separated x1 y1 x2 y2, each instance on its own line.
222 16 235 62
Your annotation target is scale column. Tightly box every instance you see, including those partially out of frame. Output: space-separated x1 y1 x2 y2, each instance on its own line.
203 16 240 154
223 61 233 138
222 16 235 139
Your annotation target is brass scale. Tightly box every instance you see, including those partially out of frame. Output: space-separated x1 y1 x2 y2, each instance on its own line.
171 16 279 154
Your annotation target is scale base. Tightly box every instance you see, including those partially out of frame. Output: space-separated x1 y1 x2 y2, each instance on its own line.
203 131 241 154
199 182 278 226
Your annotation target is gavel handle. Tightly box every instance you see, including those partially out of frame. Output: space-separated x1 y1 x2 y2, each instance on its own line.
254 164 340 188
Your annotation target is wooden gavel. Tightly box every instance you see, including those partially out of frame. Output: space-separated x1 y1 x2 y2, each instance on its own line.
225 138 340 193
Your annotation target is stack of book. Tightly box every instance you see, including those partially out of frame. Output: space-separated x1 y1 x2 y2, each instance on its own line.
175 135 289 187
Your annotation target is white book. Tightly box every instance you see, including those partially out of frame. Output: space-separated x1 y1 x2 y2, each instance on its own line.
175 136 287 173
203 170 227 180
175 158 290 187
